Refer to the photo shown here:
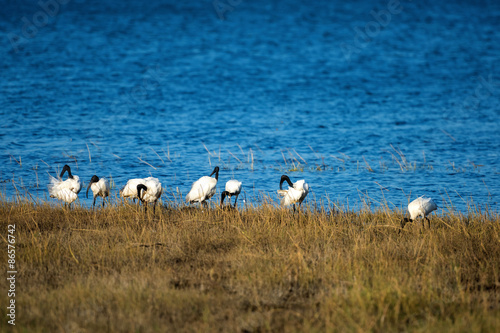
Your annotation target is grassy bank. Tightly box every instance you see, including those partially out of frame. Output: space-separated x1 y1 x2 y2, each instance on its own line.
1 200 499 332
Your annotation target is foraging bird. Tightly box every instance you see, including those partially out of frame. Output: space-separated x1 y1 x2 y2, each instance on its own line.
400 196 438 230
136 177 162 213
120 178 147 201
185 166 219 207
277 175 309 212
86 175 110 208
220 179 242 208
48 164 82 205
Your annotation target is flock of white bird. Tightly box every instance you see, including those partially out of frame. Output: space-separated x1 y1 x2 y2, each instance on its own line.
48 164 438 229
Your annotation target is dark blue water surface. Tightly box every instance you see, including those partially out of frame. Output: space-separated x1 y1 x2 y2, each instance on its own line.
1 0 499 212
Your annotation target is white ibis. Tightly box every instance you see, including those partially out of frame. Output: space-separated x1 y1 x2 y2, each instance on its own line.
86 175 110 208
185 166 219 207
120 178 146 201
136 177 162 213
220 179 242 208
401 195 438 230
48 164 82 205
277 175 309 212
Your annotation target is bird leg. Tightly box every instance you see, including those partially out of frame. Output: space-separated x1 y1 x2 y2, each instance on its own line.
293 204 296 213
426 217 430 229
102 197 105 208
93 197 96 208
234 195 238 208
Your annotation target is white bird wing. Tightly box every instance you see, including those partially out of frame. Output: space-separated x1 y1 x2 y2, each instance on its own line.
101 178 110 196
420 196 437 215
71 176 82 194
225 180 242 195
57 189 79 204
143 177 159 183
287 180 309 204
48 175 62 198
143 178 162 202
121 178 145 198
186 176 217 203
49 176 81 195
92 178 110 197
278 187 303 206
186 178 204 203
277 190 288 197
408 198 422 219
293 180 305 191
48 177 78 203
185 187 195 203
408 196 437 219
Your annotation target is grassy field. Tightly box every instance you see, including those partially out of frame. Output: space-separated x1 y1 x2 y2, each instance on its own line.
1 200 499 332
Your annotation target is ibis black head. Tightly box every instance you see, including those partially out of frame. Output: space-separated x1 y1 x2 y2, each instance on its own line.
60 164 74 179
279 175 294 190
400 217 412 230
210 166 220 181
137 184 148 202
220 190 229 207
86 175 100 198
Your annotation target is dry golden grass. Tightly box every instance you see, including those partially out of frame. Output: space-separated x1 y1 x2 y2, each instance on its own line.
1 199 499 332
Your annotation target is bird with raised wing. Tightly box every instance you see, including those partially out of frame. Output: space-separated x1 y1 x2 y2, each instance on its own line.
48 164 82 205
277 175 309 212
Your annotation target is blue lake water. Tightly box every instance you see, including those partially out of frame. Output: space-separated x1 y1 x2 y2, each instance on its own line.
1 0 499 213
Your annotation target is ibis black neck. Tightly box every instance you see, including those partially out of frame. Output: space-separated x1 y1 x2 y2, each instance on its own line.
137 184 148 202
220 191 229 207
210 166 219 181
60 165 74 179
279 175 294 190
